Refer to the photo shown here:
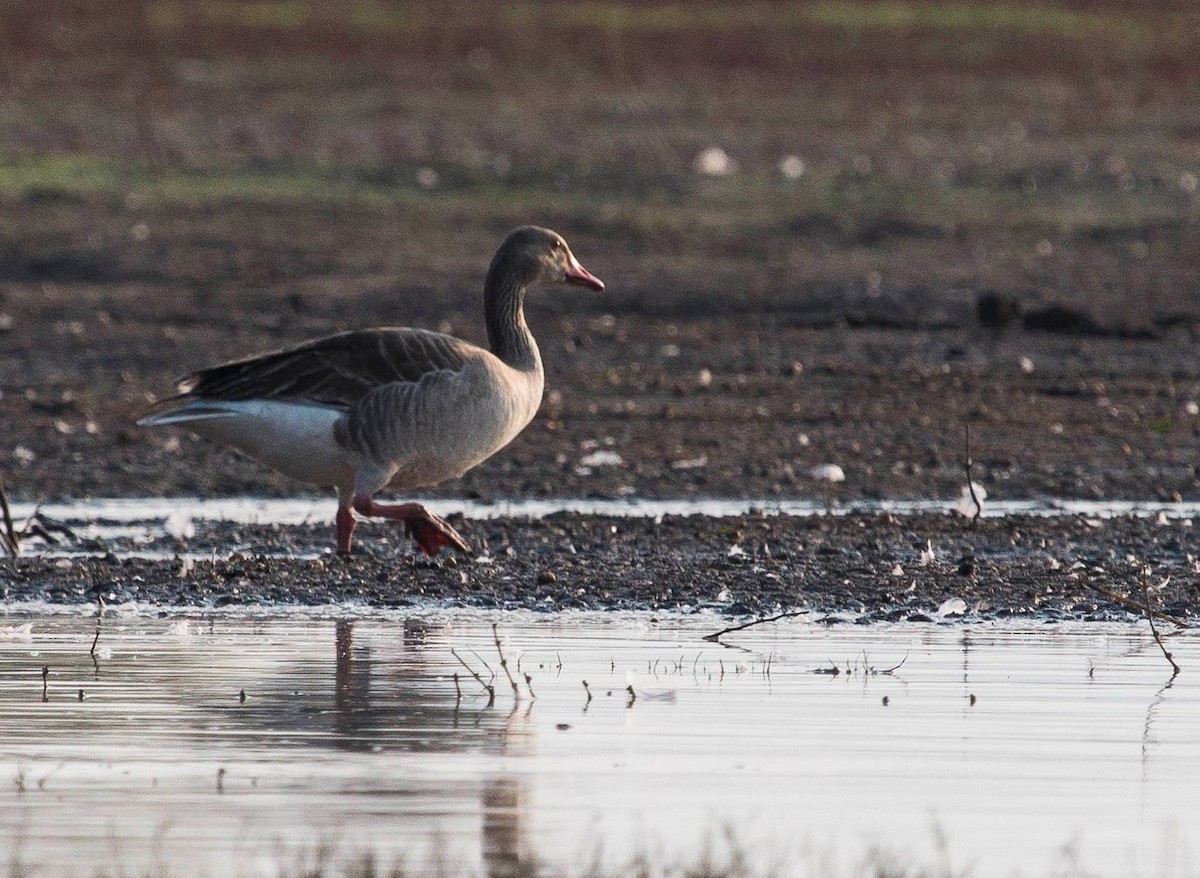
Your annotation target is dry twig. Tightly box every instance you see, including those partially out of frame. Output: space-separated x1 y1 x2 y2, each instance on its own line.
0 481 19 558
704 610 807 642
963 424 982 524
90 577 106 659
492 623 521 697
1144 582 1181 675
450 648 495 706
1092 585 1189 629
0 481 78 559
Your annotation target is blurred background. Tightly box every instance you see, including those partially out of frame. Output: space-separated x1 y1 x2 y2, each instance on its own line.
1 0 1198 502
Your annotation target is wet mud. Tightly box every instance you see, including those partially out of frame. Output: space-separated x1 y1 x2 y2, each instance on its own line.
4 510 1197 621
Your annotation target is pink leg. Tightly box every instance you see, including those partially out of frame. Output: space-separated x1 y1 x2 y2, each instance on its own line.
351 494 471 557
335 507 356 555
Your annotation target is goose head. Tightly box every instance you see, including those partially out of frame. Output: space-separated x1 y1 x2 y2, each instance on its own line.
492 226 605 292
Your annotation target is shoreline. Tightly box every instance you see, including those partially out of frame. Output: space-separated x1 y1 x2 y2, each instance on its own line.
3 508 1196 620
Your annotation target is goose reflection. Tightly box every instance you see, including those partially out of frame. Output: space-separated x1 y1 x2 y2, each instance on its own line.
482 704 538 878
231 618 539 874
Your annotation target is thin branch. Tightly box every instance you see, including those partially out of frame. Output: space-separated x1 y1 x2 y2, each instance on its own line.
875 653 909 675
492 623 520 697
90 578 106 659
963 424 982 524
450 648 495 705
0 481 20 559
466 649 496 683
27 514 78 545
1144 582 1181 675
1092 585 1189 629
704 610 807 642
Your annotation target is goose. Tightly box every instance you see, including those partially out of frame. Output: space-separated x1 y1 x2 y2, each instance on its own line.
139 226 604 556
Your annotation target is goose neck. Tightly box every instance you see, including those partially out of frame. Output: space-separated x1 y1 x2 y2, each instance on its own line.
484 266 540 372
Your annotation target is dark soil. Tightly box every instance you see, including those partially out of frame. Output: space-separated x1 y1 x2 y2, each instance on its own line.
3 3 1200 616
4 511 1198 620
1 0 1200 508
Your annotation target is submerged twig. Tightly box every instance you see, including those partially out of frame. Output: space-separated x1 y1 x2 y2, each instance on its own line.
704 610 807 642
1144 582 1181 675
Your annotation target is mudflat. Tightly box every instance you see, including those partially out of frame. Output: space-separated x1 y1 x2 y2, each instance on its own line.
2 509 1195 621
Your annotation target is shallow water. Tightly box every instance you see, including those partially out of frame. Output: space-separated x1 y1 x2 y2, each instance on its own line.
1 610 1197 877
11 495 1200 556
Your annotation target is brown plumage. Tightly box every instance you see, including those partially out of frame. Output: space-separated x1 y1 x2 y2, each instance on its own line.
179 328 470 410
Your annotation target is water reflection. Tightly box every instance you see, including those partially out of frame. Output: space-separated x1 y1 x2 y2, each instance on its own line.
1 614 1199 877
483 706 538 878
328 619 538 876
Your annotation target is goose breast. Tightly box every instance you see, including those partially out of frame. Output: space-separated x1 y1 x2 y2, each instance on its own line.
337 352 544 490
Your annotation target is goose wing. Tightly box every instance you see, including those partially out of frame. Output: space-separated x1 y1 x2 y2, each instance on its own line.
177 328 471 411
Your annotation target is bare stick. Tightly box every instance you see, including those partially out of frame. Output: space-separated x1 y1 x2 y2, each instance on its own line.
27 514 78 545
582 680 593 705
523 672 536 699
452 672 462 700
492 623 520 697
1144 583 1181 675
705 610 807 642
90 579 106 658
466 649 496 683
1092 585 1189 629
964 424 982 524
450 648 495 705
875 653 909 675
0 481 19 559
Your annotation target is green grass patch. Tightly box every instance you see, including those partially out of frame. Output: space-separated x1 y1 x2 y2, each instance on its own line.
149 0 311 30
0 154 692 217
805 1 1151 45
145 0 1160 48
0 153 1182 249
0 155 125 199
